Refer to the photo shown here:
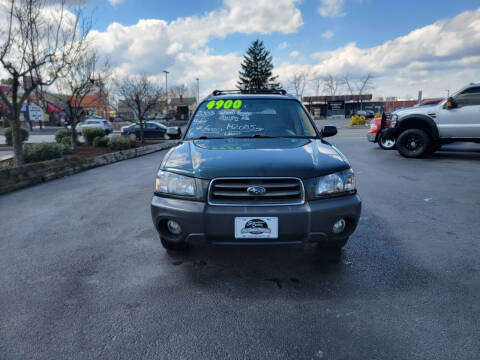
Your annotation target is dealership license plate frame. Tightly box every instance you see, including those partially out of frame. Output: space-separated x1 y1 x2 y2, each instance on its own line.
234 217 279 239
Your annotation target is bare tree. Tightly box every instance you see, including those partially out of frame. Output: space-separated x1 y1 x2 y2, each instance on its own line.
288 72 308 99
341 73 375 112
43 48 110 150
356 73 374 110
0 0 88 166
116 74 163 144
342 73 354 96
323 74 342 96
310 76 322 97
168 84 187 99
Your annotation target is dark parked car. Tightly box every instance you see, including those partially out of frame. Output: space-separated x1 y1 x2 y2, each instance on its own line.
356 110 375 118
121 121 167 139
151 90 361 251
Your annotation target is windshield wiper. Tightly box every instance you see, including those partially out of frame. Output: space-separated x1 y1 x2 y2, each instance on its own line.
190 136 224 140
228 135 317 139
251 134 277 138
189 135 319 140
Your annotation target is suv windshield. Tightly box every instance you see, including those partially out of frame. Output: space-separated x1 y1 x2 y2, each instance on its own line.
185 99 318 139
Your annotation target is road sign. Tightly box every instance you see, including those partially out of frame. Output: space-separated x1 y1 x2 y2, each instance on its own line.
28 105 43 121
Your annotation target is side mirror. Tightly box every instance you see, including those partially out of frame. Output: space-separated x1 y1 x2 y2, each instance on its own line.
445 97 457 109
321 126 337 138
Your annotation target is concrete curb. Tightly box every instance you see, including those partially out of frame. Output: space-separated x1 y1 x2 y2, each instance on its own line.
0 141 179 195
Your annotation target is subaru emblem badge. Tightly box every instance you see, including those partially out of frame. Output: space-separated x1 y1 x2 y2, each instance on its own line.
247 186 266 196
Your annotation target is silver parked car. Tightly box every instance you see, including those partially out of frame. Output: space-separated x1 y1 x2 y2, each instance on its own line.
75 118 113 134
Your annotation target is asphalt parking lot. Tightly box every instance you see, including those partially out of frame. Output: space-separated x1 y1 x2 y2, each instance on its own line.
1 129 479 359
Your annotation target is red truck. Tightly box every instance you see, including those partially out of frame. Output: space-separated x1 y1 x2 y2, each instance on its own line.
367 113 396 150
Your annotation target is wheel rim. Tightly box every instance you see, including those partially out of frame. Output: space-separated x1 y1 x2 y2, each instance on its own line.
404 134 423 151
381 137 395 148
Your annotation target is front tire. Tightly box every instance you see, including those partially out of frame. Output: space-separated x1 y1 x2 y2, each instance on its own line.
160 237 189 251
378 131 396 150
397 129 431 158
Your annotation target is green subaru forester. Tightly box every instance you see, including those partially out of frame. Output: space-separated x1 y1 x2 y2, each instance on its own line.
151 90 361 251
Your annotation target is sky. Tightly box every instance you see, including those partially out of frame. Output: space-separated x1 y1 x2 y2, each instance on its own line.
4 0 480 99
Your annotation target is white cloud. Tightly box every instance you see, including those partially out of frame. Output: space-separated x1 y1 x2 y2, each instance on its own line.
321 30 334 39
70 3 480 99
108 0 125 5
278 41 288 49
277 9 480 97
289 50 300 58
318 0 345 17
88 0 303 95
310 9 480 77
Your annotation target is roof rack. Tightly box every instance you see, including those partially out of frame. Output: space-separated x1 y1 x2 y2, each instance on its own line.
211 89 288 96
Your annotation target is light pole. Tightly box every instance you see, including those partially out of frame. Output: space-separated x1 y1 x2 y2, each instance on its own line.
163 70 169 114
196 78 199 103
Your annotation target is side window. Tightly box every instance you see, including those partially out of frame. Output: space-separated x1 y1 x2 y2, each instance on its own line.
455 87 480 107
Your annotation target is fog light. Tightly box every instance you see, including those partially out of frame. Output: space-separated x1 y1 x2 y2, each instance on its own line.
167 220 182 235
332 219 346 234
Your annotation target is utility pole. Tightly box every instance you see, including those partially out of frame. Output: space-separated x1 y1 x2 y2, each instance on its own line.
196 78 200 104
163 70 169 114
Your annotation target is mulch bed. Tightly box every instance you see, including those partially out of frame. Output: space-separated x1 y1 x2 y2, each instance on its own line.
0 140 167 165
71 141 162 159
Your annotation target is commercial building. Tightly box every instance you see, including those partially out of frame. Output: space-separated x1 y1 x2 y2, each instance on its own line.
302 94 419 118
117 100 166 122
116 96 196 122
169 96 196 120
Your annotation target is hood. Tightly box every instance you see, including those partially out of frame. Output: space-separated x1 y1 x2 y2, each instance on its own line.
394 102 444 117
160 138 349 179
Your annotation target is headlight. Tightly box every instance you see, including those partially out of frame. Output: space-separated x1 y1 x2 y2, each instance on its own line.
370 122 378 131
155 170 196 196
314 169 356 198
390 114 398 127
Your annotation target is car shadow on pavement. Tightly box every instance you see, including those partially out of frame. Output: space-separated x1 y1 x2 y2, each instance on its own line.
159 217 436 302
427 151 480 161
163 241 349 290
425 143 480 161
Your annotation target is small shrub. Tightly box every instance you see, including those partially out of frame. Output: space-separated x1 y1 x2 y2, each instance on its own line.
0 161 11 170
82 128 105 145
374 112 382 118
110 137 134 150
23 143 64 163
349 115 366 126
61 136 71 146
93 136 110 147
60 144 72 155
4 127 29 146
128 138 136 148
55 129 70 143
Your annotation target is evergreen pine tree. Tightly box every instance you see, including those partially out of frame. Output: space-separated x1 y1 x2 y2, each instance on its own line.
237 40 280 90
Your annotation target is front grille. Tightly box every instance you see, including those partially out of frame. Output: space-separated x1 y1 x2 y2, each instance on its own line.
208 177 304 206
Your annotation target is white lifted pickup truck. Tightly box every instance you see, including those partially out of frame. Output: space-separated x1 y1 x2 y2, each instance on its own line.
384 83 480 158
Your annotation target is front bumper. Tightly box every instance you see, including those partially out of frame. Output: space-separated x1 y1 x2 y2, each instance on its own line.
151 195 361 245
367 132 377 142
